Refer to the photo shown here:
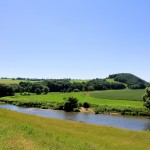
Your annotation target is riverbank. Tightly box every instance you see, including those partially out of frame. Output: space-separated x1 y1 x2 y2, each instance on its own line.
0 108 150 150
0 99 150 116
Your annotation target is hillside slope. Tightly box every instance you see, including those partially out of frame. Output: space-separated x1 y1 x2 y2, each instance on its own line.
108 73 150 89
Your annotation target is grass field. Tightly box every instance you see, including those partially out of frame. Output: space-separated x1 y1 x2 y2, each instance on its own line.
70 79 89 83
0 90 144 107
0 108 150 150
106 78 115 83
0 79 23 84
0 79 36 84
89 89 145 101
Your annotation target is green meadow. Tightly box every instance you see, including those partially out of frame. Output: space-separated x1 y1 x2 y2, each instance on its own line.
0 108 150 150
0 89 144 107
89 89 145 101
0 79 36 84
0 79 22 84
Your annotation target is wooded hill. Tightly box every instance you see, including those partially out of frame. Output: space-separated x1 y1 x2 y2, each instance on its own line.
108 73 150 89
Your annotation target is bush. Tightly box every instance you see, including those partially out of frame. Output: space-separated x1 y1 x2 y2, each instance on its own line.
73 89 80 92
43 86 49 94
35 88 42 95
83 102 90 108
64 97 78 112
87 86 94 91
143 89 150 109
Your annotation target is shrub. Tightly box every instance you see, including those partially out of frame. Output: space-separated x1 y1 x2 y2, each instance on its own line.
64 97 78 112
43 86 49 94
73 89 80 92
83 102 90 108
35 88 42 95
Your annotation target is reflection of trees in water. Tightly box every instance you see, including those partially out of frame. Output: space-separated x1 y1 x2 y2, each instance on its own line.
143 119 150 131
62 111 79 120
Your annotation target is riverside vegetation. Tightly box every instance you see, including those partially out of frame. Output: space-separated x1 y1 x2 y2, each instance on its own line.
0 73 150 115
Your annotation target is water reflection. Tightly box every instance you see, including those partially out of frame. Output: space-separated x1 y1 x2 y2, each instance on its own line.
1 104 150 131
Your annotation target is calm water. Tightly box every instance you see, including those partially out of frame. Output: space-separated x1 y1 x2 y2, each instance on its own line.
1 104 150 131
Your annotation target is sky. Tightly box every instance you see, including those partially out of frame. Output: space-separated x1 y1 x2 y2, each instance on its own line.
0 0 150 81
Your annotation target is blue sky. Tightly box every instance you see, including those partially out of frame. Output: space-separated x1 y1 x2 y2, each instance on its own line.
0 0 150 80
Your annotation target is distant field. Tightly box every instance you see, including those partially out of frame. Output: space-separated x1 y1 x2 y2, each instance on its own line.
89 89 145 101
106 78 127 87
0 90 144 107
70 79 89 83
0 79 23 84
106 78 115 83
0 108 150 150
0 79 36 84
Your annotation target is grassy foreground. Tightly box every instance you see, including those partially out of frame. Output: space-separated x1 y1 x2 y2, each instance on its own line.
0 109 150 150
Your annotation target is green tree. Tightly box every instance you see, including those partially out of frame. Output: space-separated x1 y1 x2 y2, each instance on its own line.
35 88 42 95
73 89 80 92
83 102 90 108
64 97 78 112
87 86 94 91
43 86 49 94
143 89 150 109
0 84 15 97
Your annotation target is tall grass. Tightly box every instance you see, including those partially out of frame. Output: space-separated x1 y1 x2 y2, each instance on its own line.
0 108 150 150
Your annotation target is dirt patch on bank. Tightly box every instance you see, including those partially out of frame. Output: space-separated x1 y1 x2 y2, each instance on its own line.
80 107 94 113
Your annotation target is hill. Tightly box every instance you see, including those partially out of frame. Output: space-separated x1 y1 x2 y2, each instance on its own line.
108 73 150 89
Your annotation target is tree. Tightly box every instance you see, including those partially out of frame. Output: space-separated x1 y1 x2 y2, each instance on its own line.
143 89 150 109
83 102 90 108
43 86 49 94
64 97 78 111
73 89 80 92
0 84 15 97
35 88 42 95
87 86 94 91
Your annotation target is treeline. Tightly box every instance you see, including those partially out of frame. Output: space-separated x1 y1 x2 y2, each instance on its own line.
1 77 45 81
43 78 125 92
108 73 150 89
0 78 126 97
15 78 126 93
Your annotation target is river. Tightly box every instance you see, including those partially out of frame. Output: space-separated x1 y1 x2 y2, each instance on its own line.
1 104 150 131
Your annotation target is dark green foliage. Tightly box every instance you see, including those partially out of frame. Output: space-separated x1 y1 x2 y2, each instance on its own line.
109 73 149 89
86 78 126 90
45 79 71 92
43 78 126 93
83 102 90 108
128 83 146 89
17 77 127 94
35 88 42 95
92 104 150 116
87 86 94 91
64 97 78 112
19 81 47 94
0 84 15 97
143 89 150 109
11 84 21 93
43 86 49 94
73 89 80 92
